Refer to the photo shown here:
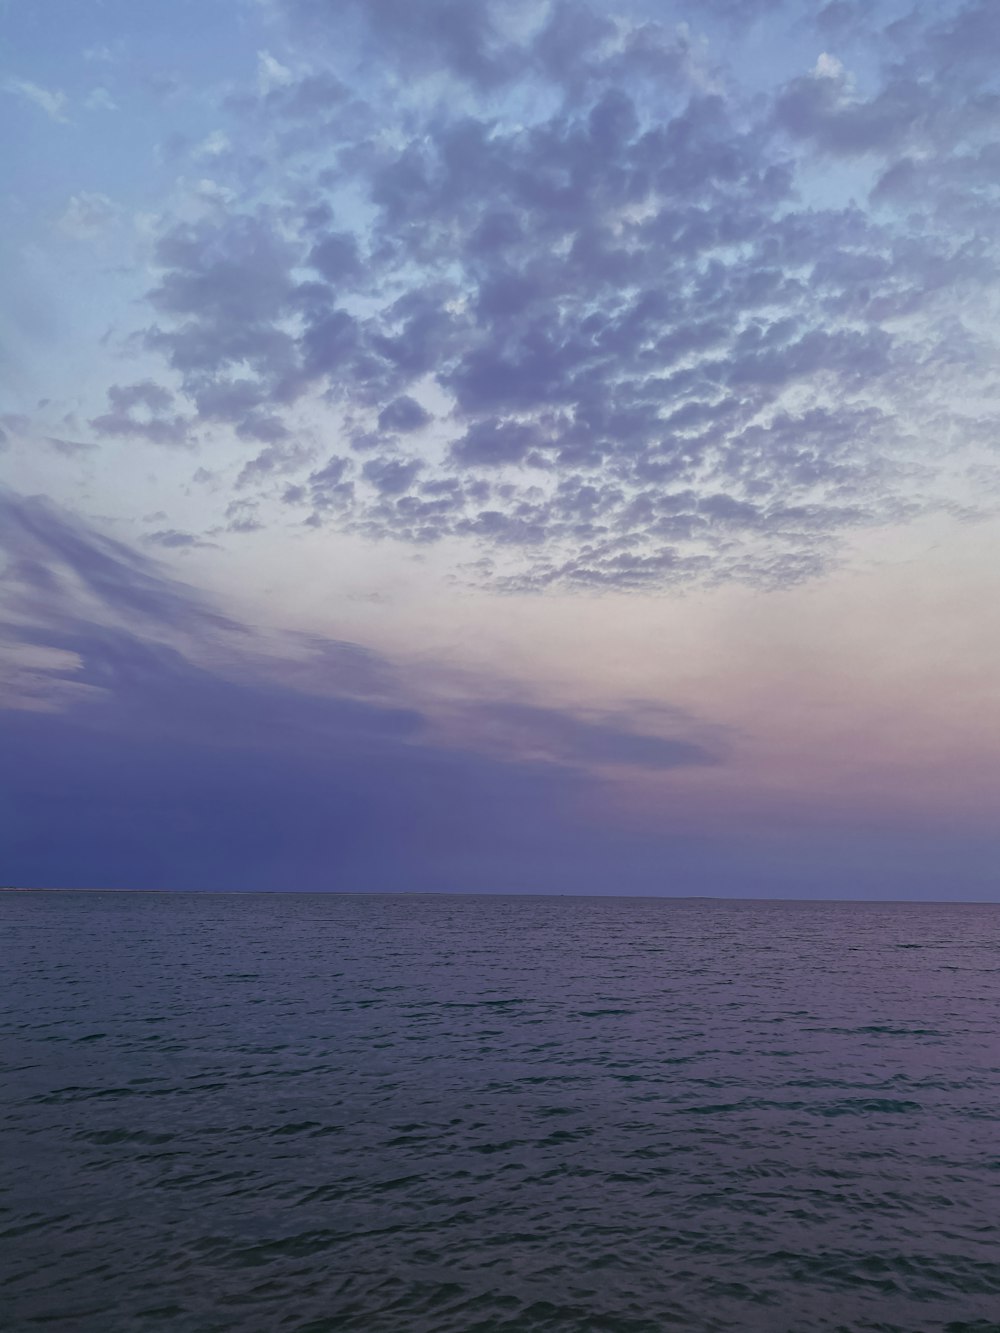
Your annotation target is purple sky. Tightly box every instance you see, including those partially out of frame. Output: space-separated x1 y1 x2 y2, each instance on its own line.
2 0 999 896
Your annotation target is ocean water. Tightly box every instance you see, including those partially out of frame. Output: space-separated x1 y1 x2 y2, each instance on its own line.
1 892 998 1333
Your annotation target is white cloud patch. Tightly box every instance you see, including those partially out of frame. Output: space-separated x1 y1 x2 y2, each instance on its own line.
813 51 845 79
58 192 120 239
84 86 118 112
2 76 69 122
257 49 293 94
198 130 232 157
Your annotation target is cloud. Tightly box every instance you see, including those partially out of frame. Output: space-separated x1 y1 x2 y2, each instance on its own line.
361 455 422 495
773 61 927 157
451 419 544 467
257 49 293 94
4 490 999 901
140 214 307 437
29 0 999 592
284 0 518 88
377 395 432 433
143 529 217 550
58 191 119 240
89 381 192 447
44 436 96 456
2 76 68 122
0 491 236 637
773 0 1000 168
84 86 117 112
467 701 724 770
0 491 735 892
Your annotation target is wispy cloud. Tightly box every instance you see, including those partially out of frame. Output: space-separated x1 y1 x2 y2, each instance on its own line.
2 76 68 122
1 491 727 889
84 86 117 112
58 191 120 240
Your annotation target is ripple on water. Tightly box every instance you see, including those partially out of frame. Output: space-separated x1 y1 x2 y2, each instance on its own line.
1 892 999 1332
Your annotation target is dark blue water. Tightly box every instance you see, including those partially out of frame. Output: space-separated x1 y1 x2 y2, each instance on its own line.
1 892 998 1332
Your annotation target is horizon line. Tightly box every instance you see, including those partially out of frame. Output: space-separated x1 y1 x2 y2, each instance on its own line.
2 886 998 906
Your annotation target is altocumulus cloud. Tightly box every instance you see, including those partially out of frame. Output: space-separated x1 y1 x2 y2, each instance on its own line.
21 0 1000 589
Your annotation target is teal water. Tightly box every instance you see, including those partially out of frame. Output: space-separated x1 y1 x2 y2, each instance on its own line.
1 891 998 1332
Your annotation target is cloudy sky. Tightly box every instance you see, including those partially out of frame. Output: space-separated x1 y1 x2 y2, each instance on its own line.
2 0 999 897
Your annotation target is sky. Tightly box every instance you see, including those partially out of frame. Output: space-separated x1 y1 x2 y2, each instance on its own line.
1 0 999 898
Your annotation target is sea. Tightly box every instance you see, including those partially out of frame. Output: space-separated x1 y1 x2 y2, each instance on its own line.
1 891 998 1332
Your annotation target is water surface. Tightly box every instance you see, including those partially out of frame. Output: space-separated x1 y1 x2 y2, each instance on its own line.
2 891 998 1331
